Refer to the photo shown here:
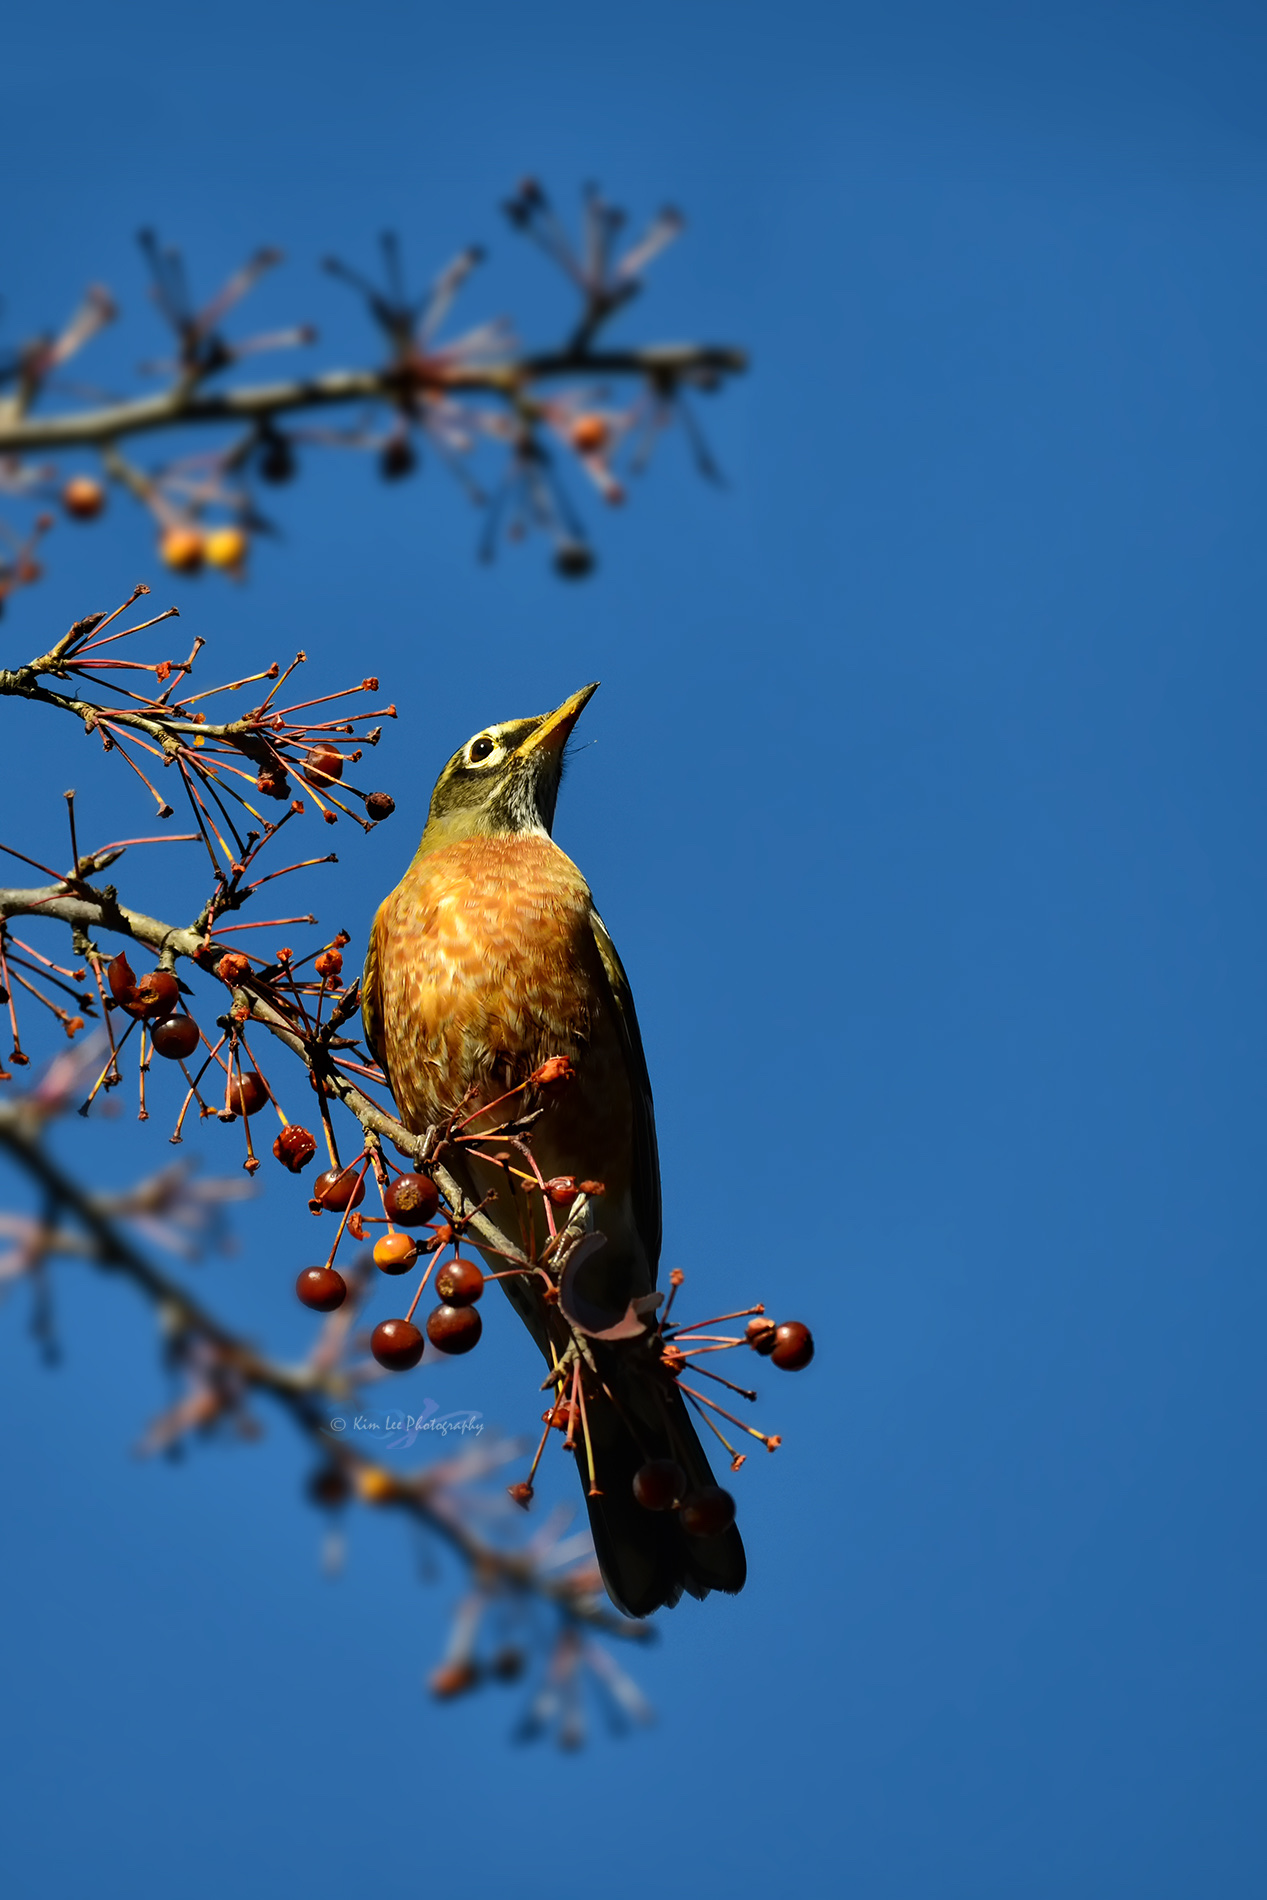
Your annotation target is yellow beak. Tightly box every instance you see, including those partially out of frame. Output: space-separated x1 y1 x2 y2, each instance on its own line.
516 682 599 757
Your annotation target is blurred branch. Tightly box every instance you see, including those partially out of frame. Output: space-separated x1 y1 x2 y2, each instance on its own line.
0 345 745 453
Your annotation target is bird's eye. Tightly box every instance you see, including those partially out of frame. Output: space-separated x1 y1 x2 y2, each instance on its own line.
468 736 495 763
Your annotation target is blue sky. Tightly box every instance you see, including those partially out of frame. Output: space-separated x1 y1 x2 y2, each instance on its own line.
2 2 1266 1894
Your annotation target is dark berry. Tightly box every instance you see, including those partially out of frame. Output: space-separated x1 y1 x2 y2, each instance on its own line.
371 1318 425 1371
297 1266 347 1312
313 1167 366 1211
425 1303 482 1355
365 792 395 821
307 1465 350 1507
380 437 417 480
632 1459 686 1511
383 1172 440 1226
553 540 594 579
301 745 343 787
150 1014 199 1060
679 1486 736 1538
434 1257 484 1305
771 1321 814 1371
227 1072 268 1117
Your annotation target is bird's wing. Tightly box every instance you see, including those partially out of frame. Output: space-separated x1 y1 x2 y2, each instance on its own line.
588 906 663 1280
360 909 386 1072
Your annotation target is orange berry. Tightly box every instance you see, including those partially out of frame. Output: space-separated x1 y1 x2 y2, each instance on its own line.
570 413 608 455
204 526 248 570
159 526 205 573
216 952 252 987
373 1232 418 1275
62 475 106 521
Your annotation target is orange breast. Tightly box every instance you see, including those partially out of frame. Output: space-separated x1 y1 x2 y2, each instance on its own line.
371 834 633 1192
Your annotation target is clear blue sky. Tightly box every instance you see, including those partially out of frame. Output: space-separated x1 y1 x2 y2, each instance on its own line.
2 2 1266 1894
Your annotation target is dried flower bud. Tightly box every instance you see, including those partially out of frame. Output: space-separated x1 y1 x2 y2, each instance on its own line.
531 1055 575 1088
746 1315 778 1355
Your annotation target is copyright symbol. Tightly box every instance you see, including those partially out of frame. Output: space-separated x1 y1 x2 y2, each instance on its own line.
329 1416 346 1432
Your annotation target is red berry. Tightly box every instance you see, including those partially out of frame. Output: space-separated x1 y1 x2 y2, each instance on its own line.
62 475 106 520
273 1124 317 1172
301 745 343 787
425 1303 482 1355
771 1321 814 1371
679 1486 736 1538
374 1232 418 1275
313 1167 366 1211
365 792 395 821
632 1459 686 1511
227 1072 268 1116
746 1316 778 1355
383 1172 440 1226
372 1318 425 1371
296 1266 347 1311
434 1257 484 1305
150 1014 200 1060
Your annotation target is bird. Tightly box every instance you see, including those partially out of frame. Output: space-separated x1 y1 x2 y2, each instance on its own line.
361 683 747 1618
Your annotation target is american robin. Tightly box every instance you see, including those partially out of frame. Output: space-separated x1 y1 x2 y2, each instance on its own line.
362 684 746 1617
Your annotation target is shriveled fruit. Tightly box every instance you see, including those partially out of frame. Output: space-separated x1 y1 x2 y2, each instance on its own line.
312 1166 366 1211
632 1459 686 1511
746 1315 778 1355
771 1321 814 1371
383 1172 439 1227
679 1486 736 1538
313 948 343 981
434 1257 484 1306
365 792 395 821
301 745 343 787
374 1232 418 1275
227 1072 268 1116
371 1318 425 1371
296 1266 347 1312
273 1124 317 1172
150 1014 200 1060
217 952 252 987
425 1303 482 1355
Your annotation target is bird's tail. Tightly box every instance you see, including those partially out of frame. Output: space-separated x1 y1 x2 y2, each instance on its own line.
578 1349 747 1620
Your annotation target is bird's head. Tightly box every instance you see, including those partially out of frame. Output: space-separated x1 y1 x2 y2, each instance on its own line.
418 682 599 850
